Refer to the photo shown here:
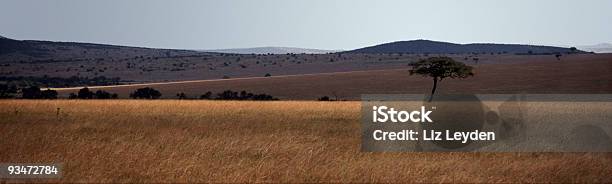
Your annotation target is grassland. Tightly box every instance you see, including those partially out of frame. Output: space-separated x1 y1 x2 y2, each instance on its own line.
51 54 612 100
1 100 611 183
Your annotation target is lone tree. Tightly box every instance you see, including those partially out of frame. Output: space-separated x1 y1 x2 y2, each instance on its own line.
409 57 474 102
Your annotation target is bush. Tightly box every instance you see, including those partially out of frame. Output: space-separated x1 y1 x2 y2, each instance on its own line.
21 86 57 99
318 96 331 101
264 73 272 77
0 84 17 98
73 87 118 99
215 90 277 100
130 87 162 99
251 93 277 101
176 92 187 99
199 91 213 99
78 87 94 99
95 90 115 99
21 86 41 99
216 90 239 100
40 89 58 99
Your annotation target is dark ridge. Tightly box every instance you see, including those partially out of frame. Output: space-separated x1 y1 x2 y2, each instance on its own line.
348 39 583 54
0 38 165 55
0 36 212 62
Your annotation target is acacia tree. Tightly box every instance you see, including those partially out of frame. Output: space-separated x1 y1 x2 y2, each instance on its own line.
409 57 474 102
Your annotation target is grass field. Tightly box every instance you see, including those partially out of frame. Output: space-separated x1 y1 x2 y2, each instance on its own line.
1 100 611 183
52 55 612 100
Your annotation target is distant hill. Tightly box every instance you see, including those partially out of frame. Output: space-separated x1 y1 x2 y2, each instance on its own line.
204 47 339 54
578 43 612 53
0 36 206 63
348 40 582 54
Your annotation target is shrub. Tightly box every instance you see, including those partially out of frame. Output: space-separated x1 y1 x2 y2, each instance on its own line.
130 87 162 99
21 86 41 99
40 89 58 99
251 93 277 101
21 86 57 99
74 87 117 99
176 92 187 99
216 90 239 100
215 90 277 101
0 84 17 98
78 87 94 99
199 91 213 99
95 90 113 99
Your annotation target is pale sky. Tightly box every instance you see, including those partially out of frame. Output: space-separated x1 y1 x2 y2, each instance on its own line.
1 0 611 50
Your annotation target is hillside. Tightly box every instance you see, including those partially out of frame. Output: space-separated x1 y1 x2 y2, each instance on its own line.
349 40 582 54
0 36 207 63
1 36 603 87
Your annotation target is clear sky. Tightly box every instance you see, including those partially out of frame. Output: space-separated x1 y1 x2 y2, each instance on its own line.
1 0 611 50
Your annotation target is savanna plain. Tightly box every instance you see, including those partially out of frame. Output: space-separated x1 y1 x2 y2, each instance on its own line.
1 100 611 183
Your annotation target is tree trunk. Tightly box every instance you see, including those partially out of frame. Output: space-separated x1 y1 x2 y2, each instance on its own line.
429 77 438 102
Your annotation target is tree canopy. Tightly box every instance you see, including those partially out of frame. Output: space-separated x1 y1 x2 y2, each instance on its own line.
409 57 474 80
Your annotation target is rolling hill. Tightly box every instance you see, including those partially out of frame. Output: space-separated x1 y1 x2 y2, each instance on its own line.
2 36 605 88
348 40 582 54
0 36 207 63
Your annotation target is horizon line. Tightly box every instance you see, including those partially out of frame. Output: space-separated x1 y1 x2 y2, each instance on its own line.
2 35 609 51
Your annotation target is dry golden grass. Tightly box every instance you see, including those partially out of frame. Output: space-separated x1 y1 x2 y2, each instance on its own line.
1 100 611 183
